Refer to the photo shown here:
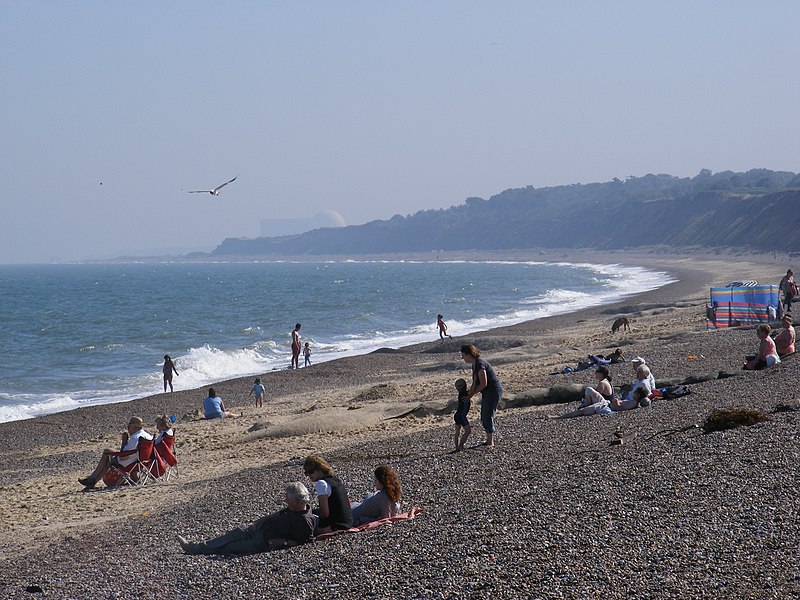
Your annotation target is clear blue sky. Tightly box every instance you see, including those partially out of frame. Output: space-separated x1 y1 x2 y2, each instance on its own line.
2 1 798 263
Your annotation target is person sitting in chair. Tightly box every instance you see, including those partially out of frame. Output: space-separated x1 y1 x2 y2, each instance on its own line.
78 416 153 489
176 482 315 555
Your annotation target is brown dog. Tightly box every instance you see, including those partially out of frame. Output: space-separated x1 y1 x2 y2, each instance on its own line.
611 317 631 333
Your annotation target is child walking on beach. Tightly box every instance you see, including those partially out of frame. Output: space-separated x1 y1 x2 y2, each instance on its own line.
437 314 451 340
453 378 471 451
303 342 312 367
248 378 266 408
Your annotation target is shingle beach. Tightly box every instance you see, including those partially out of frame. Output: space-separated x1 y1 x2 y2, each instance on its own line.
1 250 798 599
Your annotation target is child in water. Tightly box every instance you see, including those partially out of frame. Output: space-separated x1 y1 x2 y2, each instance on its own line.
303 342 312 367
248 378 266 408
453 378 471 451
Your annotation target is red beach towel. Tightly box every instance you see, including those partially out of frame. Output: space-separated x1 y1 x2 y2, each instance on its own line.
314 507 423 541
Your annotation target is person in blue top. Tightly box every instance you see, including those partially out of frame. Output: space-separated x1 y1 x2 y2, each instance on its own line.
460 344 503 448
203 387 239 419
248 378 266 408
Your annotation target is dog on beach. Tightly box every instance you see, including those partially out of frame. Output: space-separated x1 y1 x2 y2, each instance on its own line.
611 317 632 333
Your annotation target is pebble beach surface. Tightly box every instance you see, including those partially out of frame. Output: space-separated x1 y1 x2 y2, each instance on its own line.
1 250 798 599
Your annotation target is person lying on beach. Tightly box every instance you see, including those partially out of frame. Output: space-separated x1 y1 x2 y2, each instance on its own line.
203 387 240 419
612 384 651 411
616 364 654 409
351 465 402 526
774 315 795 357
176 482 315 555
555 366 614 418
743 324 781 370
78 416 153 489
303 454 353 534
453 378 472 451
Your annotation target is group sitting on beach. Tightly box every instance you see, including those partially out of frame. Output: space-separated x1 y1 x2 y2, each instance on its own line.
176 455 403 555
556 356 657 418
79 415 176 489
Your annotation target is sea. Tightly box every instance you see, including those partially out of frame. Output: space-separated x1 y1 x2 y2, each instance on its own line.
0 260 675 423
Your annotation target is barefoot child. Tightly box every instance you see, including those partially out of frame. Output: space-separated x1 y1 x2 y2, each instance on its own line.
437 314 451 340
248 378 266 408
303 342 312 367
453 378 471 451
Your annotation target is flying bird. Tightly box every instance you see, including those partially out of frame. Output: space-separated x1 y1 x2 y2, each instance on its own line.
188 175 238 196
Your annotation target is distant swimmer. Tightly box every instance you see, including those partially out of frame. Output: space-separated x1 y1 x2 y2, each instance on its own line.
188 175 238 196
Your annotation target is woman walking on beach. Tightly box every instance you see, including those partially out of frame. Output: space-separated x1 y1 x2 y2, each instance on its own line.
460 344 503 447
291 323 302 369
162 355 179 393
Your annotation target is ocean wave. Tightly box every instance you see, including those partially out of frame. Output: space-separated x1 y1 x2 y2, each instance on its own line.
0 260 676 423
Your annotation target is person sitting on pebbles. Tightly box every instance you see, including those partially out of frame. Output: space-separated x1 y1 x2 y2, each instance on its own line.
202 387 240 419
614 364 654 410
176 482 315 555
630 357 656 389
743 324 781 370
350 465 403 526
774 315 795 358
555 365 614 418
78 416 153 489
303 454 353 534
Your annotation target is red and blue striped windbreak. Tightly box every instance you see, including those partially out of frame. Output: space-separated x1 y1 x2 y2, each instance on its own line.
706 285 780 330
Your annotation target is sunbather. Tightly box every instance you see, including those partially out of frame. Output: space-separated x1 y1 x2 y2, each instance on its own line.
775 315 795 357
202 387 240 419
744 324 781 370
176 482 315 555
304 454 353 533
556 366 614 418
78 416 153 489
615 364 654 410
351 465 402 526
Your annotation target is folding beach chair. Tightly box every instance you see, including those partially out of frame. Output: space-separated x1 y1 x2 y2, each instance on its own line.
154 432 179 481
102 437 157 488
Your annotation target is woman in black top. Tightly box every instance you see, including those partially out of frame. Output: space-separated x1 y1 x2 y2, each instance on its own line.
303 454 353 533
460 344 503 447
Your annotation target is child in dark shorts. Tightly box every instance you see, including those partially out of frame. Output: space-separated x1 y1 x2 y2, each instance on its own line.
453 378 471 451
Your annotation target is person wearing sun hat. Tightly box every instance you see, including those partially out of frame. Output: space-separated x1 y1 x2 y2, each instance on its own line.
630 356 657 390
78 416 153 489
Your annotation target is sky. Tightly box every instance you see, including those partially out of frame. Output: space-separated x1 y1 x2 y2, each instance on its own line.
1 2 798 263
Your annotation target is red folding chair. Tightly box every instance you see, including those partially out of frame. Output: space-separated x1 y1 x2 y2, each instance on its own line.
102 437 156 488
154 432 179 481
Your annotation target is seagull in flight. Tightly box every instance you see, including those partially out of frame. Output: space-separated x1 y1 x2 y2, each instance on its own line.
188 175 238 196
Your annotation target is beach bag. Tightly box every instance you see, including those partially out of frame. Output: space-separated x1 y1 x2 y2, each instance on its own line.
661 385 691 399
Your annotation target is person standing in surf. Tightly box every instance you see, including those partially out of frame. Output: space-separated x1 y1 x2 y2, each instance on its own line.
460 344 503 448
162 355 179 393
291 323 302 369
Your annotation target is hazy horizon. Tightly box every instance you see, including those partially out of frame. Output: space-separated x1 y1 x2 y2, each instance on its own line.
2 2 798 264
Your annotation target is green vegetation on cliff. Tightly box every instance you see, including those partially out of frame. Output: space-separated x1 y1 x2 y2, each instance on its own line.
212 169 800 256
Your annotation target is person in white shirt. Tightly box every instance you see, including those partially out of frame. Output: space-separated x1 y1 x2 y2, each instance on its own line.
78 416 153 489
